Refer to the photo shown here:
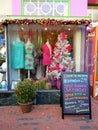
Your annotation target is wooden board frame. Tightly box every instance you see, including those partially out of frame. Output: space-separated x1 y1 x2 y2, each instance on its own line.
61 72 92 119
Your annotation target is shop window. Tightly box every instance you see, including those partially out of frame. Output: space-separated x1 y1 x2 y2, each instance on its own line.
0 25 8 90
7 24 86 90
22 0 70 16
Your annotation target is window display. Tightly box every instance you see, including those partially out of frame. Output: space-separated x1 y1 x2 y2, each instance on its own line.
42 39 52 77
24 38 37 79
12 38 25 69
46 32 75 89
0 25 8 90
6 23 87 90
24 39 37 70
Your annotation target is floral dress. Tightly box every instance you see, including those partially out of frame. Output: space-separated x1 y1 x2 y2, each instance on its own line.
24 44 37 70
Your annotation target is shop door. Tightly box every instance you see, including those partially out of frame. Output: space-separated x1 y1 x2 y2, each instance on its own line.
93 26 98 97
96 53 98 80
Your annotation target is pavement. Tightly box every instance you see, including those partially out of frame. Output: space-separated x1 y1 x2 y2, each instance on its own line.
0 97 98 130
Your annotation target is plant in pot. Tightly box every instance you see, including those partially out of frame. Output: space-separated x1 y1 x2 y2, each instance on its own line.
35 77 52 90
14 79 37 113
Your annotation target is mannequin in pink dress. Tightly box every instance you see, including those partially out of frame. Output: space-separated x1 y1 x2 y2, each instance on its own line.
42 39 52 77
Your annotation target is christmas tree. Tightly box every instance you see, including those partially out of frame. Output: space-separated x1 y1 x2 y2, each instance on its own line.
47 32 75 81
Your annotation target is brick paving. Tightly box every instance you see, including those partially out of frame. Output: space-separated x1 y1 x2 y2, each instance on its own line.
0 98 98 130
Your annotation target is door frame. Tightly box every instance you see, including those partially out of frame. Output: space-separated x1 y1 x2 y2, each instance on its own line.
93 26 98 97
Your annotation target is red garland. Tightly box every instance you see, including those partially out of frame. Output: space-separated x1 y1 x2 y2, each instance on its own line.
2 19 91 26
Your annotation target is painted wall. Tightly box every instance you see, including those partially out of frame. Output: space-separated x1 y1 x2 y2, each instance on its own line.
12 0 21 15
71 0 87 16
0 0 87 16
0 0 12 15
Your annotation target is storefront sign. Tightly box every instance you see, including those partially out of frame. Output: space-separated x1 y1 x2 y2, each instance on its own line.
61 72 92 119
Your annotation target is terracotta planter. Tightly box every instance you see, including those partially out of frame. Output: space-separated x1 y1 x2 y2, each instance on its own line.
18 101 33 113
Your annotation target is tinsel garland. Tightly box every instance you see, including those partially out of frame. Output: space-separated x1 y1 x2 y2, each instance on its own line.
1 18 91 26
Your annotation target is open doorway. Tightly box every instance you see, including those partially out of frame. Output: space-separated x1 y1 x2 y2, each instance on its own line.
93 26 98 98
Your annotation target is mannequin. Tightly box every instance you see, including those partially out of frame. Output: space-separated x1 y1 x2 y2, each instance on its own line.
24 39 37 78
25 38 31 45
42 39 52 77
12 37 25 80
16 36 20 42
42 39 52 65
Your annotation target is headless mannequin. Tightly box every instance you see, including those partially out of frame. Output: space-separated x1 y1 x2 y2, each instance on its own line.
16 36 20 42
43 39 52 77
24 39 37 79
25 39 32 79
12 36 25 80
26 39 32 45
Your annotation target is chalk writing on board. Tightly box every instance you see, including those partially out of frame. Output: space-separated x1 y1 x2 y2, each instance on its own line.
64 84 87 93
61 72 91 119
65 96 88 100
63 74 88 78
64 78 87 83
62 73 89 113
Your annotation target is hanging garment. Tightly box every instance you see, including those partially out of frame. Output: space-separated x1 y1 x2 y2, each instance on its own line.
42 43 51 66
12 41 25 69
24 44 37 70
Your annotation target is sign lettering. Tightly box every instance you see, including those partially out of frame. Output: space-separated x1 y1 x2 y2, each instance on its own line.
61 72 92 119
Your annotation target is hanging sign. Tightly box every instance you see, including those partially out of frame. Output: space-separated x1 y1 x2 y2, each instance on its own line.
61 72 92 119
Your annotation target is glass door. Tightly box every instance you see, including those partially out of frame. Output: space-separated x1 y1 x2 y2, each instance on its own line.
96 50 98 80
93 26 98 98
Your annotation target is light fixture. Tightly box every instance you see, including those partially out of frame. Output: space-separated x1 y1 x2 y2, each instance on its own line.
45 27 47 30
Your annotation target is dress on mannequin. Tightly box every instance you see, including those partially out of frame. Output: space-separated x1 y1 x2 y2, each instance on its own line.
42 40 52 66
24 39 37 70
12 37 25 69
42 40 52 77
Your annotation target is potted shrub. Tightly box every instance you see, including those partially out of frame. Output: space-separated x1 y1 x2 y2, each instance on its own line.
35 77 52 90
14 79 37 113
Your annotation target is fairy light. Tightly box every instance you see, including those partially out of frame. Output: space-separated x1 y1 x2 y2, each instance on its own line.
45 27 47 31
68 28 71 31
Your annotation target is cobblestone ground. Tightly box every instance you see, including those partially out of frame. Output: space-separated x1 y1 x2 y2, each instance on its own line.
0 98 98 130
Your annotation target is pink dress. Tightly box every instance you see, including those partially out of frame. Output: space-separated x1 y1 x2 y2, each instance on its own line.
42 43 51 66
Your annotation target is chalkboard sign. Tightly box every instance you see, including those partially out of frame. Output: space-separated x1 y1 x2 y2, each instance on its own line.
61 72 92 119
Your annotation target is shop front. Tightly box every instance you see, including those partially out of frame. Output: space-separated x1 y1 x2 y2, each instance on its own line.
0 18 91 93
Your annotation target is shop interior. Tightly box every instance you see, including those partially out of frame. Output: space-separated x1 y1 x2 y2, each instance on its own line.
0 24 87 90
0 25 7 90
7 24 86 88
